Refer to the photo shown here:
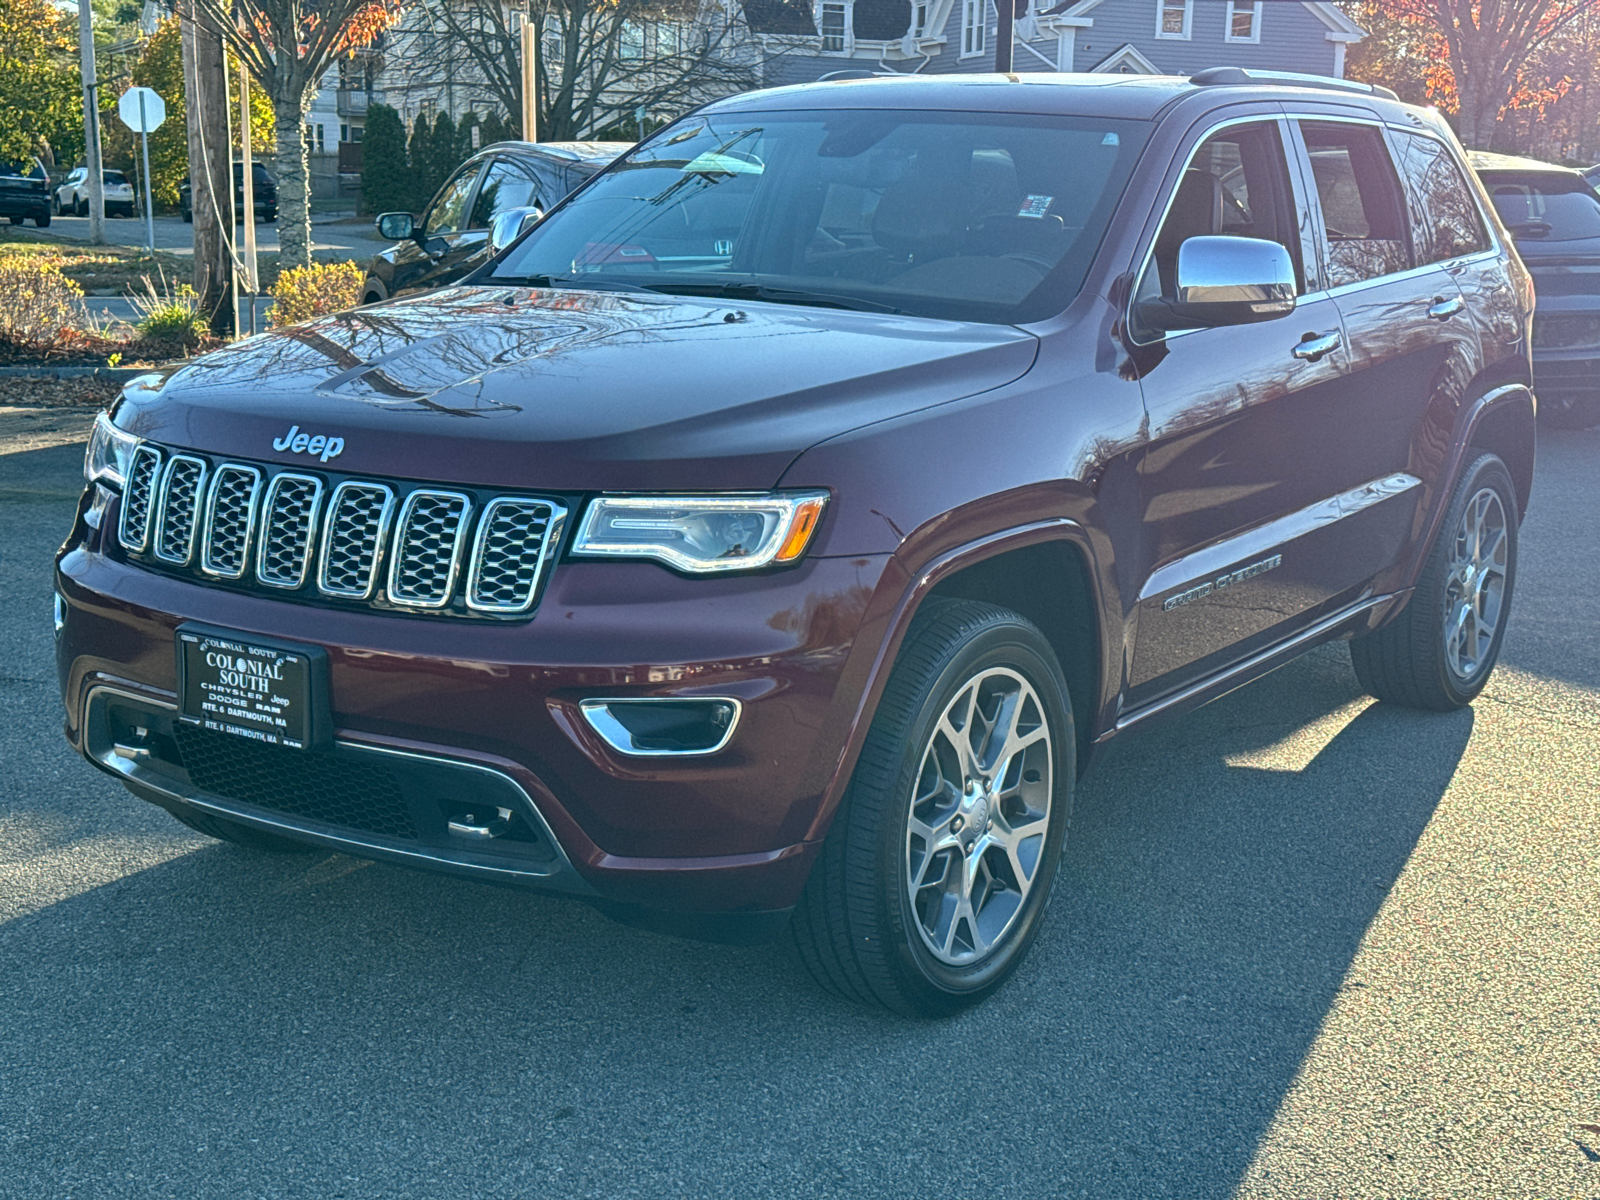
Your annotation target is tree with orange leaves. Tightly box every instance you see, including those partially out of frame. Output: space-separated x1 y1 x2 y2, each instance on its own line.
181 0 402 268
1346 0 1600 148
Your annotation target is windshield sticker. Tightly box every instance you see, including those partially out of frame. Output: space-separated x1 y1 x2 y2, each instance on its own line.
1018 195 1054 219
1102 132 1120 146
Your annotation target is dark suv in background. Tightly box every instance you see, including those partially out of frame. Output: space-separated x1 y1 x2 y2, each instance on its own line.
1 157 51 227
359 140 626 303
179 162 277 223
1474 151 1600 428
58 70 1534 1016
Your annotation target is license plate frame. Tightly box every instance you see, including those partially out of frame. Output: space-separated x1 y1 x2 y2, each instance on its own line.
175 623 331 750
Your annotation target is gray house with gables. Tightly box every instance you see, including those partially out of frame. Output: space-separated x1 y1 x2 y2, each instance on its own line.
747 0 1366 85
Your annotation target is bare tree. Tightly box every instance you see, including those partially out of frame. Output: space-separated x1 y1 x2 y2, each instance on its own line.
186 0 401 268
385 0 769 142
1371 0 1600 147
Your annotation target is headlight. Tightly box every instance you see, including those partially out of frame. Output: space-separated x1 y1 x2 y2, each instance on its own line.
83 411 139 488
571 491 829 573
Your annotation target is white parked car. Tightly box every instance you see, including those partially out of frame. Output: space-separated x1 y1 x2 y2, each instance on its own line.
55 168 137 218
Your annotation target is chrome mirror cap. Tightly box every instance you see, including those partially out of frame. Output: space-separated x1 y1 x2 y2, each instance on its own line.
489 206 545 256
1141 235 1297 333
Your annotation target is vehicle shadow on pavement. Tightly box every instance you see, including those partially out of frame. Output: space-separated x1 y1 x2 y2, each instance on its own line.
0 637 1473 1198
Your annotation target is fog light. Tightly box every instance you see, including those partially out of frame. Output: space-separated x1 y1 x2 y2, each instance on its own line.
579 697 742 757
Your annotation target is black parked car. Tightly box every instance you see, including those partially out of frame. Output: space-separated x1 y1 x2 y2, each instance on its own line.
1474 152 1600 428
179 162 278 223
0 157 51 227
361 141 626 303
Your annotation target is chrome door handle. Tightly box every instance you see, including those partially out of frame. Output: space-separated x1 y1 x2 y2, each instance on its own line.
1292 330 1342 362
1427 295 1465 320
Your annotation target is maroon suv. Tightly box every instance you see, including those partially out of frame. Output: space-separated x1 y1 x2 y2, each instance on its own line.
57 70 1535 1016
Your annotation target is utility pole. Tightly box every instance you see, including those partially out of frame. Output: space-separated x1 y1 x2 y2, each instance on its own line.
182 0 238 335
994 0 1015 72
521 4 538 142
75 0 105 244
238 59 259 335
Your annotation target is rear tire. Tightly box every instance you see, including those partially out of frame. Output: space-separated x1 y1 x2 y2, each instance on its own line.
6 216 20 226
1540 392 1600 430
34 213 48 228
790 600 1074 1017
1350 452 1517 710
163 803 320 853
75 196 86 217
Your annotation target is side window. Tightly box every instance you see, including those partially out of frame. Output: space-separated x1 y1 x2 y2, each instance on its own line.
1298 122 1410 287
424 164 483 239
1395 134 1489 263
1141 121 1302 306
469 159 540 229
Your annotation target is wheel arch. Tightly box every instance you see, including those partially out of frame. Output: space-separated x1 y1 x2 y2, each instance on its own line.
1463 384 1535 520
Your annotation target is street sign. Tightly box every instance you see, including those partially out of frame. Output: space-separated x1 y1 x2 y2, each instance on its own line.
118 86 165 134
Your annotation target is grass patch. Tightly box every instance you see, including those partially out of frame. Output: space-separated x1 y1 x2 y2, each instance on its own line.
0 228 189 296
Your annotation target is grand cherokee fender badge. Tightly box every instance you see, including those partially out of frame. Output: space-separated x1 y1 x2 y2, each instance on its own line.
272 425 345 463
1162 554 1283 611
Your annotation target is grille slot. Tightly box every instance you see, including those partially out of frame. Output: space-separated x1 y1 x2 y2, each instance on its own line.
153 455 208 565
173 724 418 840
467 498 566 614
200 464 262 579
255 473 323 589
318 481 395 599
388 490 473 609
118 444 163 552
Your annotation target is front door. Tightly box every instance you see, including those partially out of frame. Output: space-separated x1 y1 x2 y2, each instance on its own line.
395 162 487 296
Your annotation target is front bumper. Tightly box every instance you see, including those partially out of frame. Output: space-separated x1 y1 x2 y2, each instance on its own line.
57 500 891 919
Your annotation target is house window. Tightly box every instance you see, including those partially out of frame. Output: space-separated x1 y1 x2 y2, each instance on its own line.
912 0 928 36
620 22 644 59
819 2 850 52
1226 0 1261 43
961 0 987 57
1156 0 1191 39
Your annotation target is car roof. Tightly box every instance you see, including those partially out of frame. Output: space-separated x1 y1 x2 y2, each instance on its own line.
1469 150 1583 178
696 70 1409 123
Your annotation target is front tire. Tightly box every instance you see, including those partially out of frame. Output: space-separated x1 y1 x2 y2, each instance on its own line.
34 212 48 228
791 600 1074 1017
1350 452 1517 710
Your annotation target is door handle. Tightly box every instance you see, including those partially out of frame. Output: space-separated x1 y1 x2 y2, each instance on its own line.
1292 330 1342 362
1427 295 1465 320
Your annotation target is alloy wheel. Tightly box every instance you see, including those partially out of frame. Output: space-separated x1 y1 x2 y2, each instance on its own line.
1443 486 1508 681
904 666 1053 966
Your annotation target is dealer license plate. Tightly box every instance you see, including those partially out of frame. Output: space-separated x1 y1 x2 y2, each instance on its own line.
178 630 313 749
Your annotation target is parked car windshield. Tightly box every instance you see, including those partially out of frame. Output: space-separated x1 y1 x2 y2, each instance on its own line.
489 109 1150 323
1485 174 1600 240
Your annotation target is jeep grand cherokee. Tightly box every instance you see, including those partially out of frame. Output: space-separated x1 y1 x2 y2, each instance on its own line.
57 70 1535 1016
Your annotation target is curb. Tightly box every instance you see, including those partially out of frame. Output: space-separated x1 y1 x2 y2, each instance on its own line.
0 366 158 382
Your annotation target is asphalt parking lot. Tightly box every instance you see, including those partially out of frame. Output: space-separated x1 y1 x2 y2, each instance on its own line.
1 410 1595 1199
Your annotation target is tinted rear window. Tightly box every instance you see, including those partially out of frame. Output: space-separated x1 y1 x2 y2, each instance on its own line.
104 171 128 185
1485 174 1600 240
0 160 44 179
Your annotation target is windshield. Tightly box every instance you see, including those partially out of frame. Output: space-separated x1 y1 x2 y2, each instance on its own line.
489 109 1149 323
1485 174 1600 240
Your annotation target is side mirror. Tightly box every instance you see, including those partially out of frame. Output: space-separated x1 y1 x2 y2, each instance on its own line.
376 211 415 241
1139 236 1296 333
488 206 545 255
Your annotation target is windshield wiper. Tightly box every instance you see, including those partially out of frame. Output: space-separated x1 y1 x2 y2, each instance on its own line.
647 281 906 315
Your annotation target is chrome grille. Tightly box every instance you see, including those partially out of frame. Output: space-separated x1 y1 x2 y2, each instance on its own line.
121 445 560 618
200 464 262 579
153 455 208 565
118 444 163 552
318 482 394 599
388 491 472 609
256 473 323 589
466 498 566 614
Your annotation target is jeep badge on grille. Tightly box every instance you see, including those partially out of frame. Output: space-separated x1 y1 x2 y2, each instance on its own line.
271 425 345 463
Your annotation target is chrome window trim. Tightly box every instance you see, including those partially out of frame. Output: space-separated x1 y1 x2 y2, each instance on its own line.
464 496 569 615
198 463 263 580
117 443 163 553
151 454 209 566
578 696 744 758
254 471 324 590
386 489 475 609
316 480 397 600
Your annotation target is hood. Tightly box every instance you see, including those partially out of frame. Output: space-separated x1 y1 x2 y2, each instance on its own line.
114 285 1038 492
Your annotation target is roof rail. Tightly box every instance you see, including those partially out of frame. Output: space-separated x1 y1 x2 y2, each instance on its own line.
817 69 890 82
1188 66 1400 102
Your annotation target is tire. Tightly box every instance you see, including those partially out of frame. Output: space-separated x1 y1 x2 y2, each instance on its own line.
6 216 20 226
791 599 1074 1017
163 803 320 853
75 196 86 217
1539 392 1600 430
1350 452 1517 710
181 206 192 223
34 213 48 228
360 277 386 306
